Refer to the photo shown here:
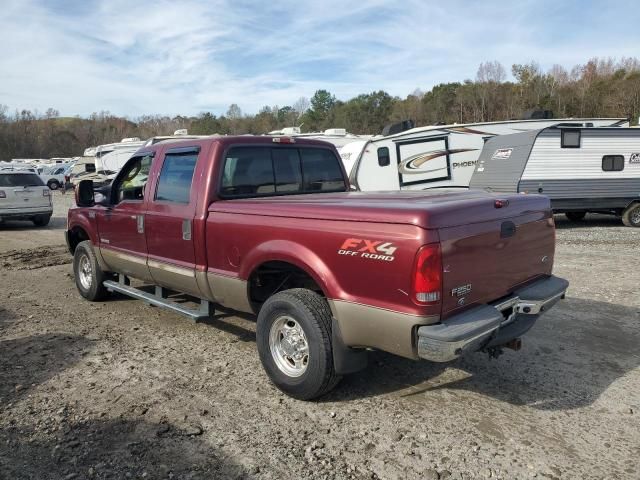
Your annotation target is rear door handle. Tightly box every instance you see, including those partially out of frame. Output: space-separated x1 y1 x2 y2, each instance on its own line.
136 215 144 234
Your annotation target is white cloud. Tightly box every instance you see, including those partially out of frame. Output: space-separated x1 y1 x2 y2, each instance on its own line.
0 0 638 117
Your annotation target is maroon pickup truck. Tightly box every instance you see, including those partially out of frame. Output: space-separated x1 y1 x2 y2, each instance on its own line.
66 136 568 399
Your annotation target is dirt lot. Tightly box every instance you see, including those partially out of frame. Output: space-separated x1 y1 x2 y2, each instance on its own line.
1 192 639 480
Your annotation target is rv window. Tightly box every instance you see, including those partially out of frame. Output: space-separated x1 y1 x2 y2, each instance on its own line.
377 147 390 167
86 164 96 173
602 155 624 172
561 130 581 148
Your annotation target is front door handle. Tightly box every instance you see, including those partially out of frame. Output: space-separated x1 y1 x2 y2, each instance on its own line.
136 215 144 234
182 219 191 241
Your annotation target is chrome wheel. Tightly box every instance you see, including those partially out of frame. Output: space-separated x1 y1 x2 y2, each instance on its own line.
632 208 640 225
269 315 309 377
78 254 92 290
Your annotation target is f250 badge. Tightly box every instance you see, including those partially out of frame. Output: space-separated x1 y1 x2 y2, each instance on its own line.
338 238 397 262
451 284 472 298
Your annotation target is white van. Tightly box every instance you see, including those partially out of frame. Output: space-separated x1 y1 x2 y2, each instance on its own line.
0 171 53 226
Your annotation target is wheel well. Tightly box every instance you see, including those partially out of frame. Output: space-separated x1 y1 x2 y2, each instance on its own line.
67 226 90 254
248 261 324 310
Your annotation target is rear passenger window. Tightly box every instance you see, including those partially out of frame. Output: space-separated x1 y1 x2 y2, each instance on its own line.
155 151 198 204
220 147 346 198
602 155 624 172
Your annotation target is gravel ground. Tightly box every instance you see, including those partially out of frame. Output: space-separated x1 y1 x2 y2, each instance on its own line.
1 192 639 480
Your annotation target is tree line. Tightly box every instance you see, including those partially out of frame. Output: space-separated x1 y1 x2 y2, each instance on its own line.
1 57 639 160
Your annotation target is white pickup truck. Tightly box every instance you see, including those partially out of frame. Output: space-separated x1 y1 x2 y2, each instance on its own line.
0 171 53 226
40 164 71 190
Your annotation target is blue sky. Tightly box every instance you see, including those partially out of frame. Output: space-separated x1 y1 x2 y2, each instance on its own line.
1 0 639 117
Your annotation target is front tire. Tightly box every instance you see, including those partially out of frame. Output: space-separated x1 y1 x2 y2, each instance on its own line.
622 203 640 228
256 288 341 400
73 240 109 301
565 211 586 222
48 180 60 190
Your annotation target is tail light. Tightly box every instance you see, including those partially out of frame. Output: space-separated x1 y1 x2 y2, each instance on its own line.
411 244 442 305
0 190 5 198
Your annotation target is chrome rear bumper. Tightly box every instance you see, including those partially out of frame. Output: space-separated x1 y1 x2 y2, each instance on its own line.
417 275 568 362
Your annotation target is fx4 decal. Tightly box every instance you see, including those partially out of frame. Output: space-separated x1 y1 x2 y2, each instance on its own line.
338 238 397 262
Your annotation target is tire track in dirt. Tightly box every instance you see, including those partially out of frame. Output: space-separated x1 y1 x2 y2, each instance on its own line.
0 245 71 270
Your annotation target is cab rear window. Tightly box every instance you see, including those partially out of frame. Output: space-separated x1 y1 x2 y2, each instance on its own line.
0 173 45 187
220 146 346 198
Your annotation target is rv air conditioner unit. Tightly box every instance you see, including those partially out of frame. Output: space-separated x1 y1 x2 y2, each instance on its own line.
324 128 347 136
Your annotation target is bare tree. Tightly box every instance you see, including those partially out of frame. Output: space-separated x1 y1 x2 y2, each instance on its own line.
293 97 310 123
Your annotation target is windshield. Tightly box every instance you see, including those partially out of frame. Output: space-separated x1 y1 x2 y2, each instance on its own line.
0 173 45 187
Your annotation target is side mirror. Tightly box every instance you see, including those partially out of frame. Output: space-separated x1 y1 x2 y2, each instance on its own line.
76 180 95 207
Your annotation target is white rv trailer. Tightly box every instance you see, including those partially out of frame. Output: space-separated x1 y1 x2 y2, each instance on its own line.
94 137 145 174
73 131 207 187
469 126 640 227
347 118 629 191
142 129 211 147
71 138 144 187
268 127 375 149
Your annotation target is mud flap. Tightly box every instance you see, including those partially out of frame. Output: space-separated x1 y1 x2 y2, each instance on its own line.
332 318 368 375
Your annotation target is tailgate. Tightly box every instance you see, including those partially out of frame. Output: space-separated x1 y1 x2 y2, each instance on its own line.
438 195 555 318
1 189 48 210
7 187 51 209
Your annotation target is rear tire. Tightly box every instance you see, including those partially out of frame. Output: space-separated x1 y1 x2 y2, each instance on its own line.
32 215 51 227
622 203 640 228
47 180 60 190
73 240 109 301
565 211 586 222
256 288 341 400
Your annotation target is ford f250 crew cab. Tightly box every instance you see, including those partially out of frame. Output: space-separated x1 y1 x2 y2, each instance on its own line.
66 136 568 400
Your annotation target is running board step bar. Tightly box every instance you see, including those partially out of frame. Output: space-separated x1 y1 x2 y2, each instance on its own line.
103 275 213 321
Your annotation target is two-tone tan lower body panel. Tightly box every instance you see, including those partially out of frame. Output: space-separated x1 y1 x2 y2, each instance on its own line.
100 248 154 283
147 259 203 299
97 247 253 313
206 272 253 314
328 300 439 360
